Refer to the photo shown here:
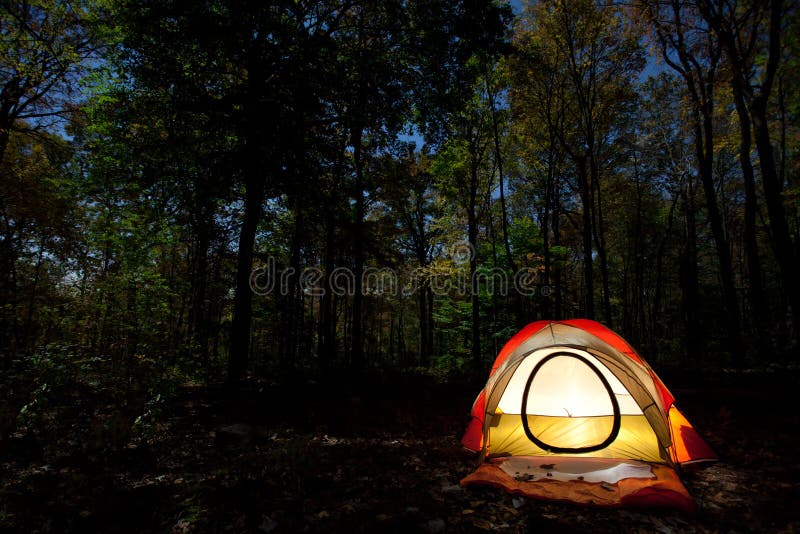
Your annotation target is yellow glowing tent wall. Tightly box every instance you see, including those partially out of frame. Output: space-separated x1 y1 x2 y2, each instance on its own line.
462 319 717 466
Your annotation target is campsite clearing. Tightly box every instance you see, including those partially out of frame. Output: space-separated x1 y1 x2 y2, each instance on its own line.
0 368 798 532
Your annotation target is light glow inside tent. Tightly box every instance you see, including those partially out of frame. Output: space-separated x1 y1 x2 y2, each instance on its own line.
489 347 661 462
461 319 717 512
497 348 641 416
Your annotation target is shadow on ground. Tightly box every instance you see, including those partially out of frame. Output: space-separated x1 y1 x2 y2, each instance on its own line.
1 368 799 532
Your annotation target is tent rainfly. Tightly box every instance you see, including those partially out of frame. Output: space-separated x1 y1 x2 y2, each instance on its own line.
460 319 715 512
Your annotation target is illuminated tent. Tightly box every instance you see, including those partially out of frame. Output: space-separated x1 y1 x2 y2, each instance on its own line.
460 319 715 512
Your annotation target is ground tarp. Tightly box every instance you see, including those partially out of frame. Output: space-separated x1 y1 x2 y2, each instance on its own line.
461 456 695 514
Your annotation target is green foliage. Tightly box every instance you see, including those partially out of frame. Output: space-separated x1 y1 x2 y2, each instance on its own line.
0 0 96 133
1 0 797 395
16 382 50 429
132 392 165 441
432 297 472 358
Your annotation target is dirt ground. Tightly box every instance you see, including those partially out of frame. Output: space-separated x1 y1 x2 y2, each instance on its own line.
1 368 799 532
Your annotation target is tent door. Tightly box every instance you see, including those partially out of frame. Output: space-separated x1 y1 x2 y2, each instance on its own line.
519 351 621 453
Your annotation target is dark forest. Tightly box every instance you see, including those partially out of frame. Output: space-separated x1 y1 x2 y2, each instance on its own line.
1 0 798 531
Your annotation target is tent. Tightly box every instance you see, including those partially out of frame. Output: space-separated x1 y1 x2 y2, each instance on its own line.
460 319 715 512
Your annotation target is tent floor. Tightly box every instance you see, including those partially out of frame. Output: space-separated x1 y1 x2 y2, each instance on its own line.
461 456 694 513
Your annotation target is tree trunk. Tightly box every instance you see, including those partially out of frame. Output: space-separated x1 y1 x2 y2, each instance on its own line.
541 141 556 320
318 210 336 370
577 157 594 319
680 175 701 362
751 96 800 343
0 127 9 167
426 285 434 360
189 189 213 371
488 208 500 356
280 205 303 372
694 100 744 364
699 0 796 348
731 85 770 355
24 234 46 354
553 175 563 320
469 161 481 368
487 76 515 273
210 241 225 366
541 186 551 320
228 174 263 383
632 154 645 348
351 126 365 370
653 183 680 361
411 193 433 365
592 156 613 328
417 285 429 366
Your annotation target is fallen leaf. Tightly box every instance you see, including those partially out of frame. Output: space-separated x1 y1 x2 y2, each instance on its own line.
258 516 278 533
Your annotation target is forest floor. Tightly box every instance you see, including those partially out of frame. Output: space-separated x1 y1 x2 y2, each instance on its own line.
1 366 799 533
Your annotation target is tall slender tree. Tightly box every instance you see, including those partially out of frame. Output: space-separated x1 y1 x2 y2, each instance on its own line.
513 0 644 324
639 0 745 362
697 0 799 346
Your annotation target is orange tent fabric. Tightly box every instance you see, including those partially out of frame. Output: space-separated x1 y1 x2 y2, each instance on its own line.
668 406 716 464
460 319 715 510
461 458 695 513
462 319 711 465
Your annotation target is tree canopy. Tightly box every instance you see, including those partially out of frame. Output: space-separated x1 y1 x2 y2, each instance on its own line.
0 0 797 391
